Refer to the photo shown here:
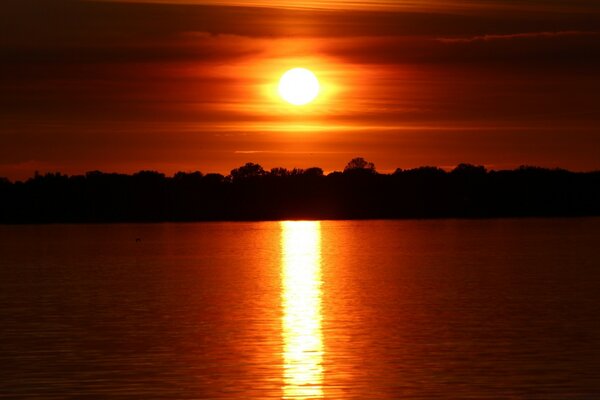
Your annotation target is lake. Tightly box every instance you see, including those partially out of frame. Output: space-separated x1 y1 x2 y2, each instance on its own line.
1 219 599 398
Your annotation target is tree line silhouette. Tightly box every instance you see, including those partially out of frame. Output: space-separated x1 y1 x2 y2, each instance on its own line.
1 158 599 223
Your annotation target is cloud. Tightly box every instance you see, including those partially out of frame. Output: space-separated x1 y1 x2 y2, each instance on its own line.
437 30 599 43
93 0 600 14
4 0 600 46
315 32 600 66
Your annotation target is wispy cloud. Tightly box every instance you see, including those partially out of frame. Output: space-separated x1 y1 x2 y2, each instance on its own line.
234 150 350 154
438 30 599 43
92 0 600 13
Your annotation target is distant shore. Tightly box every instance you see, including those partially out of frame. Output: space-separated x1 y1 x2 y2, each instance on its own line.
1 161 599 223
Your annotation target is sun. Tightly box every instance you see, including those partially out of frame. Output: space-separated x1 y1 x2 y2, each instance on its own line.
278 68 320 106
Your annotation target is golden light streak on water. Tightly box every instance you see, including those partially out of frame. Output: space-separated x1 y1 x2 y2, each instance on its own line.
280 221 324 399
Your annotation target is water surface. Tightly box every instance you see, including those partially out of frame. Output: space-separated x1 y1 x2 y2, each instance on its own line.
1 219 599 398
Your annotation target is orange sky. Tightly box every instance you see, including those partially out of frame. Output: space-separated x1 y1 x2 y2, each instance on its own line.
1 0 599 179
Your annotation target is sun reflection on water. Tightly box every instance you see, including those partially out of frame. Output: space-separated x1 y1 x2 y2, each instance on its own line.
281 221 324 399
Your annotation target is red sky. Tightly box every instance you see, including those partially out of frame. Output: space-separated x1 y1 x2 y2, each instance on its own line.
1 0 599 179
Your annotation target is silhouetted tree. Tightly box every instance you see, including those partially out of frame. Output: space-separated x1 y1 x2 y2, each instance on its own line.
303 167 324 177
0 160 599 223
344 157 376 173
270 167 289 177
173 171 203 181
452 163 486 176
203 173 226 184
230 163 266 181
403 166 446 176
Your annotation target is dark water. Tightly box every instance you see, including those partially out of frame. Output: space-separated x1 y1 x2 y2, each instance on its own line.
1 219 599 399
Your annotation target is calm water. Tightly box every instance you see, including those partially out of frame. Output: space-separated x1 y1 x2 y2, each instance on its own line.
1 219 599 399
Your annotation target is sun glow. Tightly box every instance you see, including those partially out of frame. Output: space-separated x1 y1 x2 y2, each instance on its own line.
278 68 320 106
281 221 324 399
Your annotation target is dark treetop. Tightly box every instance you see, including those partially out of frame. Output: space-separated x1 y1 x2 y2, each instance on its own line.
1 158 599 223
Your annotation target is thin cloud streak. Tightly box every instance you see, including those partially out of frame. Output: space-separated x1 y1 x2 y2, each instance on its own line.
94 0 600 13
438 30 599 43
234 150 351 154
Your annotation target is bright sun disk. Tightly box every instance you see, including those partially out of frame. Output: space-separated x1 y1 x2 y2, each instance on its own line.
278 68 320 106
